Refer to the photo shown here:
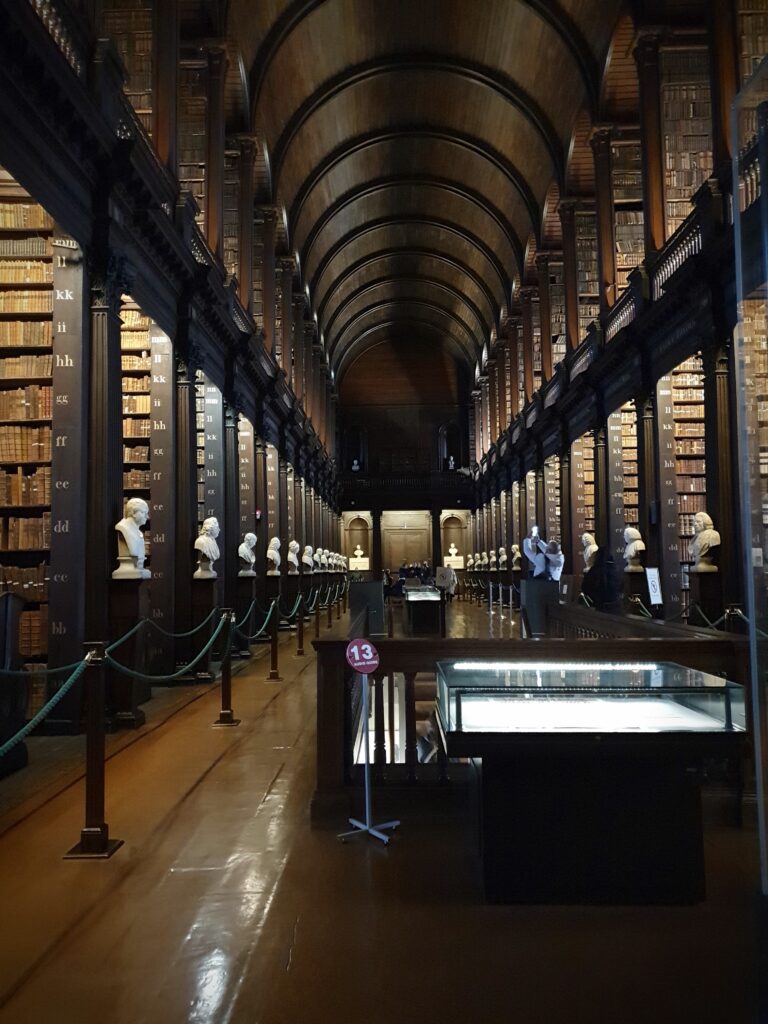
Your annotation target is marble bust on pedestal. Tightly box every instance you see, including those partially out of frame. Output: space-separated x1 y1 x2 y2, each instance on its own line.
113 497 151 579
313 548 323 571
623 527 646 573
194 517 220 579
238 532 257 576
448 543 458 558
489 550 497 570
466 553 474 570
321 548 330 570
287 539 300 574
691 512 721 572
510 544 522 571
582 532 599 571
302 544 314 572
498 546 508 569
266 536 281 575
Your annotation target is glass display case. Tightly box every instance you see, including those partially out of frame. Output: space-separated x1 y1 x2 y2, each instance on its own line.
403 586 443 635
435 659 745 905
436 660 745 738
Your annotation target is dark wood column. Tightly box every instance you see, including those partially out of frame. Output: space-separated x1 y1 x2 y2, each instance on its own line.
634 32 666 253
536 254 553 380
222 399 239 609
314 492 324 549
253 438 268 596
559 200 580 352
205 45 227 260
471 390 481 461
637 393 659 569
278 457 290 546
520 288 535 402
152 0 178 173
708 0 739 171
535 468 545 533
85 259 124 645
508 322 520 418
174 353 197 642
703 342 740 605
279 259 294 373
291 295 305 397
260 207 277 358
303 322 315 418
487 359 498 443
559 446 573 573
293 470 304 547
236 135 256 313
372 508 382 574
591 127 617 313
497 340 508 430
594 424 609 547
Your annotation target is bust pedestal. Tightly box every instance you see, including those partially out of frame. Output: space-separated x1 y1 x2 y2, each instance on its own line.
191 578 219 681
236 575 258 657
282 568 301 625
688 570 723 628
623 571 651 613
511 568 522 609
108 579 150 727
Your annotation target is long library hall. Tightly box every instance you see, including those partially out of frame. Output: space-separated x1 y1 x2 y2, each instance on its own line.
0 2 768 1022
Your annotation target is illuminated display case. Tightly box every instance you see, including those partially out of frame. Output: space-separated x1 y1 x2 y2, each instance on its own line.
403 586 442 635
435 659 744 905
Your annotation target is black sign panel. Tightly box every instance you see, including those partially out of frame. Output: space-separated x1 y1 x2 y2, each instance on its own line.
266 444 280 541
148 327 175 668
237 415 255 538
203 376 225 530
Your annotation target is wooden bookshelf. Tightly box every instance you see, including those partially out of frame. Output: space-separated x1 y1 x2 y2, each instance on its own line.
531 294 542 393
575 209 599 341
738 0 768 85
195 369 206 529
119 297 151 564
621 401 638 527
178 62 208 232
223 146 241 279
549 261 566 369
101 0 153 136
611 142 644 296
673 354 707 617
660 48 714 239
543 455 560 542
0 168 53 689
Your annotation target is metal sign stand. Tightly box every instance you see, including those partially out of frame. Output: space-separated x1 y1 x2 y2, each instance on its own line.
338 651 400 844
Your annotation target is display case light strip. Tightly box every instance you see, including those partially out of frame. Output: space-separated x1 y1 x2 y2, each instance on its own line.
451 662 660 672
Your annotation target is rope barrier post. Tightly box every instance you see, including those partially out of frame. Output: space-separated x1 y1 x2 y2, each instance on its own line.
314 595 321 639
65 644 123 860
296 595 305 656
326 588 333 629
214 611 240 727
267 601 282 681
336 583 342 620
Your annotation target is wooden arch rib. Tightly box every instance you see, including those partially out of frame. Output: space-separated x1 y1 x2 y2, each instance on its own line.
324 274 489 348
315 247 500 327
300 174 523 280
309 215 512 309
288 127 538 255
247 0 600 125
335 319 471 382
270 55 564 190
329 297 480 363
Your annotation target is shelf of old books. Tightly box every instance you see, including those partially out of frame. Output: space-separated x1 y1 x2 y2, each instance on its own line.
621 401 639 527
549 260 567 370
0 167 53 695
611 142 644 297
101 0 153 135
195 369 206 528
223 145 241 279
673 354 707 616
120 298 152 516
531 293 542 394
738 0 768 86
575 208 599 342
543 455 560 543
178 60 208 232
660 47 714 239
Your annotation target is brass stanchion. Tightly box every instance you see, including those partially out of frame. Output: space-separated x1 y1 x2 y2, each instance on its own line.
65 643 123 859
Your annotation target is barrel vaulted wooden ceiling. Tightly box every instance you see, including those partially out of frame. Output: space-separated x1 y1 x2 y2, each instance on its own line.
226 0 624 382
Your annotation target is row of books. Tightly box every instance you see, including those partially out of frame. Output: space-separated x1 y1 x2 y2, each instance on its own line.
679 490 707 513
123 394 151 414
122 375 150 392
0 290 52 313
0 384 52 420
0 204 54 229
0 512 51 550
0 260 52 283
19 605 48 657
121 308 151 328
0 425 51 461
24 666 49 718
0 562 47 599
677 459 705 474
0 466 50 505
121 354 150 371
124 469 150 489
676 439 706 455
123 418 151 438
0 237 50 258
0 321 51 346
0 353 52 377
123 444 149 463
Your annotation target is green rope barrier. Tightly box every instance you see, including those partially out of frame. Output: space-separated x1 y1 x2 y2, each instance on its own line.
105 619 144 655
306 589 320 613
236 599 256 630
236 600 276 643
0 655 91 758
144 605 219 639
278 593 304 621
106 613 227 683
734 608 768 639
0 659 82 679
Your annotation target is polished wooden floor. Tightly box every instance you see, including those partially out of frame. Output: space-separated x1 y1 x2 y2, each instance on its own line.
0 603 763 1023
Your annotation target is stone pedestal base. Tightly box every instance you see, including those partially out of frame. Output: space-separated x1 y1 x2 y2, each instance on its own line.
623 572 651 614
235 576 258 656
108 580 150 727
688 571 723 627
190 578 219 681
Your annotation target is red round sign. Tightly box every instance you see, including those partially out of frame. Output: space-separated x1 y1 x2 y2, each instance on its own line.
346 638 380 673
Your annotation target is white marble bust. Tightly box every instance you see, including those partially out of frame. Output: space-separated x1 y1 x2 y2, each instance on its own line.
238 532 257 577
474 552 481 571
510 544 522 571
480 551 489 570
194 517 220 579
266 536 281 575
321 548 330 569
582 532 599 570
353 544 364 559
113 497 150 579
466 553 474 570
448 543 458 557
302 544 314 572
489 549 497 570
691 512 721 572
287 539 300 574
341 555 348 572
623 527 646 573
313 548 323 571
498 546 507 568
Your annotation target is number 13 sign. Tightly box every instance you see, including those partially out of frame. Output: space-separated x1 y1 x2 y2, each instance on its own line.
346 638 380 674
